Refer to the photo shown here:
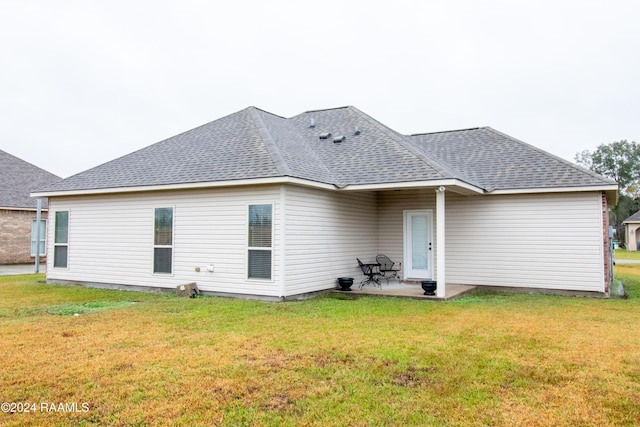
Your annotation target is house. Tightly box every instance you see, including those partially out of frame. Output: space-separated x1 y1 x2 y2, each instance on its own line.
0 149 60 264
623 210 640 251
32 106 618 299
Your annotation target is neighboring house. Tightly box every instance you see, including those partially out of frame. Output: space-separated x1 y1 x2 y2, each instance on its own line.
0 149 61 264
33 106 618 299
623 210 640 251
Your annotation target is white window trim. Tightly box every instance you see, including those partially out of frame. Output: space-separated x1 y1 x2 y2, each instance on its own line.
247 203 274 282
152 206 175 276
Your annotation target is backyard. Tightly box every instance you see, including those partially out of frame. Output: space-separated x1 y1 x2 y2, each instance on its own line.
0 261 639 426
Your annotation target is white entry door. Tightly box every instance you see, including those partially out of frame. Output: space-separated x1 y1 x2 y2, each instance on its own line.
404 210 433 279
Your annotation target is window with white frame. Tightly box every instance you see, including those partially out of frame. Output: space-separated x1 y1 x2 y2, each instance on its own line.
54 211 68 268
248 204 272 280
153 207 173 274
31 219 46 256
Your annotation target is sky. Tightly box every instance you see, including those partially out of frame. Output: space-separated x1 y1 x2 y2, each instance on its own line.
1 0 639 179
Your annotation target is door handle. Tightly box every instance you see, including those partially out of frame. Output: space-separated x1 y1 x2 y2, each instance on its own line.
428 242 432 251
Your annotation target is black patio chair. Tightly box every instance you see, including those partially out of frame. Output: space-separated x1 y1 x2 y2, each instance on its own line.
376 254 401 285
357 258 382 289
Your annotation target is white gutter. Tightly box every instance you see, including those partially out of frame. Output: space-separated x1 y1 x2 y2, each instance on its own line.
489 184 619 204
31 177 617 201
341 179 485 195
31 176 337 198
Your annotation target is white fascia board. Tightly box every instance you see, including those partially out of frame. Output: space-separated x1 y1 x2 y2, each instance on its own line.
489 185 619 205
340 179 485 195
31 176 337 198
488 185 618 195
0 206 48 212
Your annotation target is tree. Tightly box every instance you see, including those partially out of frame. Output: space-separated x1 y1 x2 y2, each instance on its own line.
575 140 640 245
575 139 640 193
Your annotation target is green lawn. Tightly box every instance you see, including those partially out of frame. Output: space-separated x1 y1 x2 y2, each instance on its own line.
615 248 640 260
0 271 639 426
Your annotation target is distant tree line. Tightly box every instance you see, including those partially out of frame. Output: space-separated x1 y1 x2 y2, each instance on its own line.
575 140 640 245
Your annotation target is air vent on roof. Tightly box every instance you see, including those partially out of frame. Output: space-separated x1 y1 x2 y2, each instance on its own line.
333 135 346 143
310 118 315 128
319 132 331 140
354 126 360 135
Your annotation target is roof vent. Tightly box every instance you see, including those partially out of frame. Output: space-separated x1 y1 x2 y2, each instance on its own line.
354 126 360 135
333 135 346 143
319 132 331 140
310 118 315 128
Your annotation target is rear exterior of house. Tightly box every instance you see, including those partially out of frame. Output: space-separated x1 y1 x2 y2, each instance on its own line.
35 106 617 299
43 184 612 299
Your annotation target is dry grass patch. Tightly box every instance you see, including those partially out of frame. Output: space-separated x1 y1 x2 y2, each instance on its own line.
0 273 639 426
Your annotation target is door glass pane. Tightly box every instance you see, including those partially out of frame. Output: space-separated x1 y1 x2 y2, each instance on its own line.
411 215 428 270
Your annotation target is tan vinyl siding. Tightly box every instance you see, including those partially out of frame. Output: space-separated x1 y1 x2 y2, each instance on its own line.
46 186 283 297
446 192 605 292
284 186 377 294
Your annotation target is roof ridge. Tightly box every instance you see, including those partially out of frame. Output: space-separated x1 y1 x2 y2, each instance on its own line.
249 106 288 119
346 106 462 182
301 106 350 115
0 148 61 179
483 127 617 186
411 127 484 136
247 107 292 177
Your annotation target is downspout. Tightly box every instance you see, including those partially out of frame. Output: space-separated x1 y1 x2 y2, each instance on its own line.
35 198 42 274
279 185 287 298
603 192 613 294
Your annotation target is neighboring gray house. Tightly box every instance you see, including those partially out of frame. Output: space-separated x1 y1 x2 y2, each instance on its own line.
33 106 618 298
0 149 60 264
623 210 640 251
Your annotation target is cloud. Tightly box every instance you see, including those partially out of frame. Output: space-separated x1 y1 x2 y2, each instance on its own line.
0 0 638 177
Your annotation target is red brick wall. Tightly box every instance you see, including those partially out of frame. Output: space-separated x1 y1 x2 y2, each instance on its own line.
602 193 611 292
0 209 47 264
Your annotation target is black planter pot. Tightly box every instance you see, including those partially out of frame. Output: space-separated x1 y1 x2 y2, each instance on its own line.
421 280 437 296
337 277 354 291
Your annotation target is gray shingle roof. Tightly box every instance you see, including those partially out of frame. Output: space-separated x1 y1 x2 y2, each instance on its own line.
289 107 452 187
623 210 640 223
408 127 616 191
0 149 60 209
36 106 616 194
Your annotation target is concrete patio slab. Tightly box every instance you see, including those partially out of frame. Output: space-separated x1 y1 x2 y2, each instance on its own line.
335 281 475 300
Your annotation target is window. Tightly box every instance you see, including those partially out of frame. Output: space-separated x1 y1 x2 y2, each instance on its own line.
54 211 68 268
248 204 272 279
31 219 46 256
154 207 173 274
